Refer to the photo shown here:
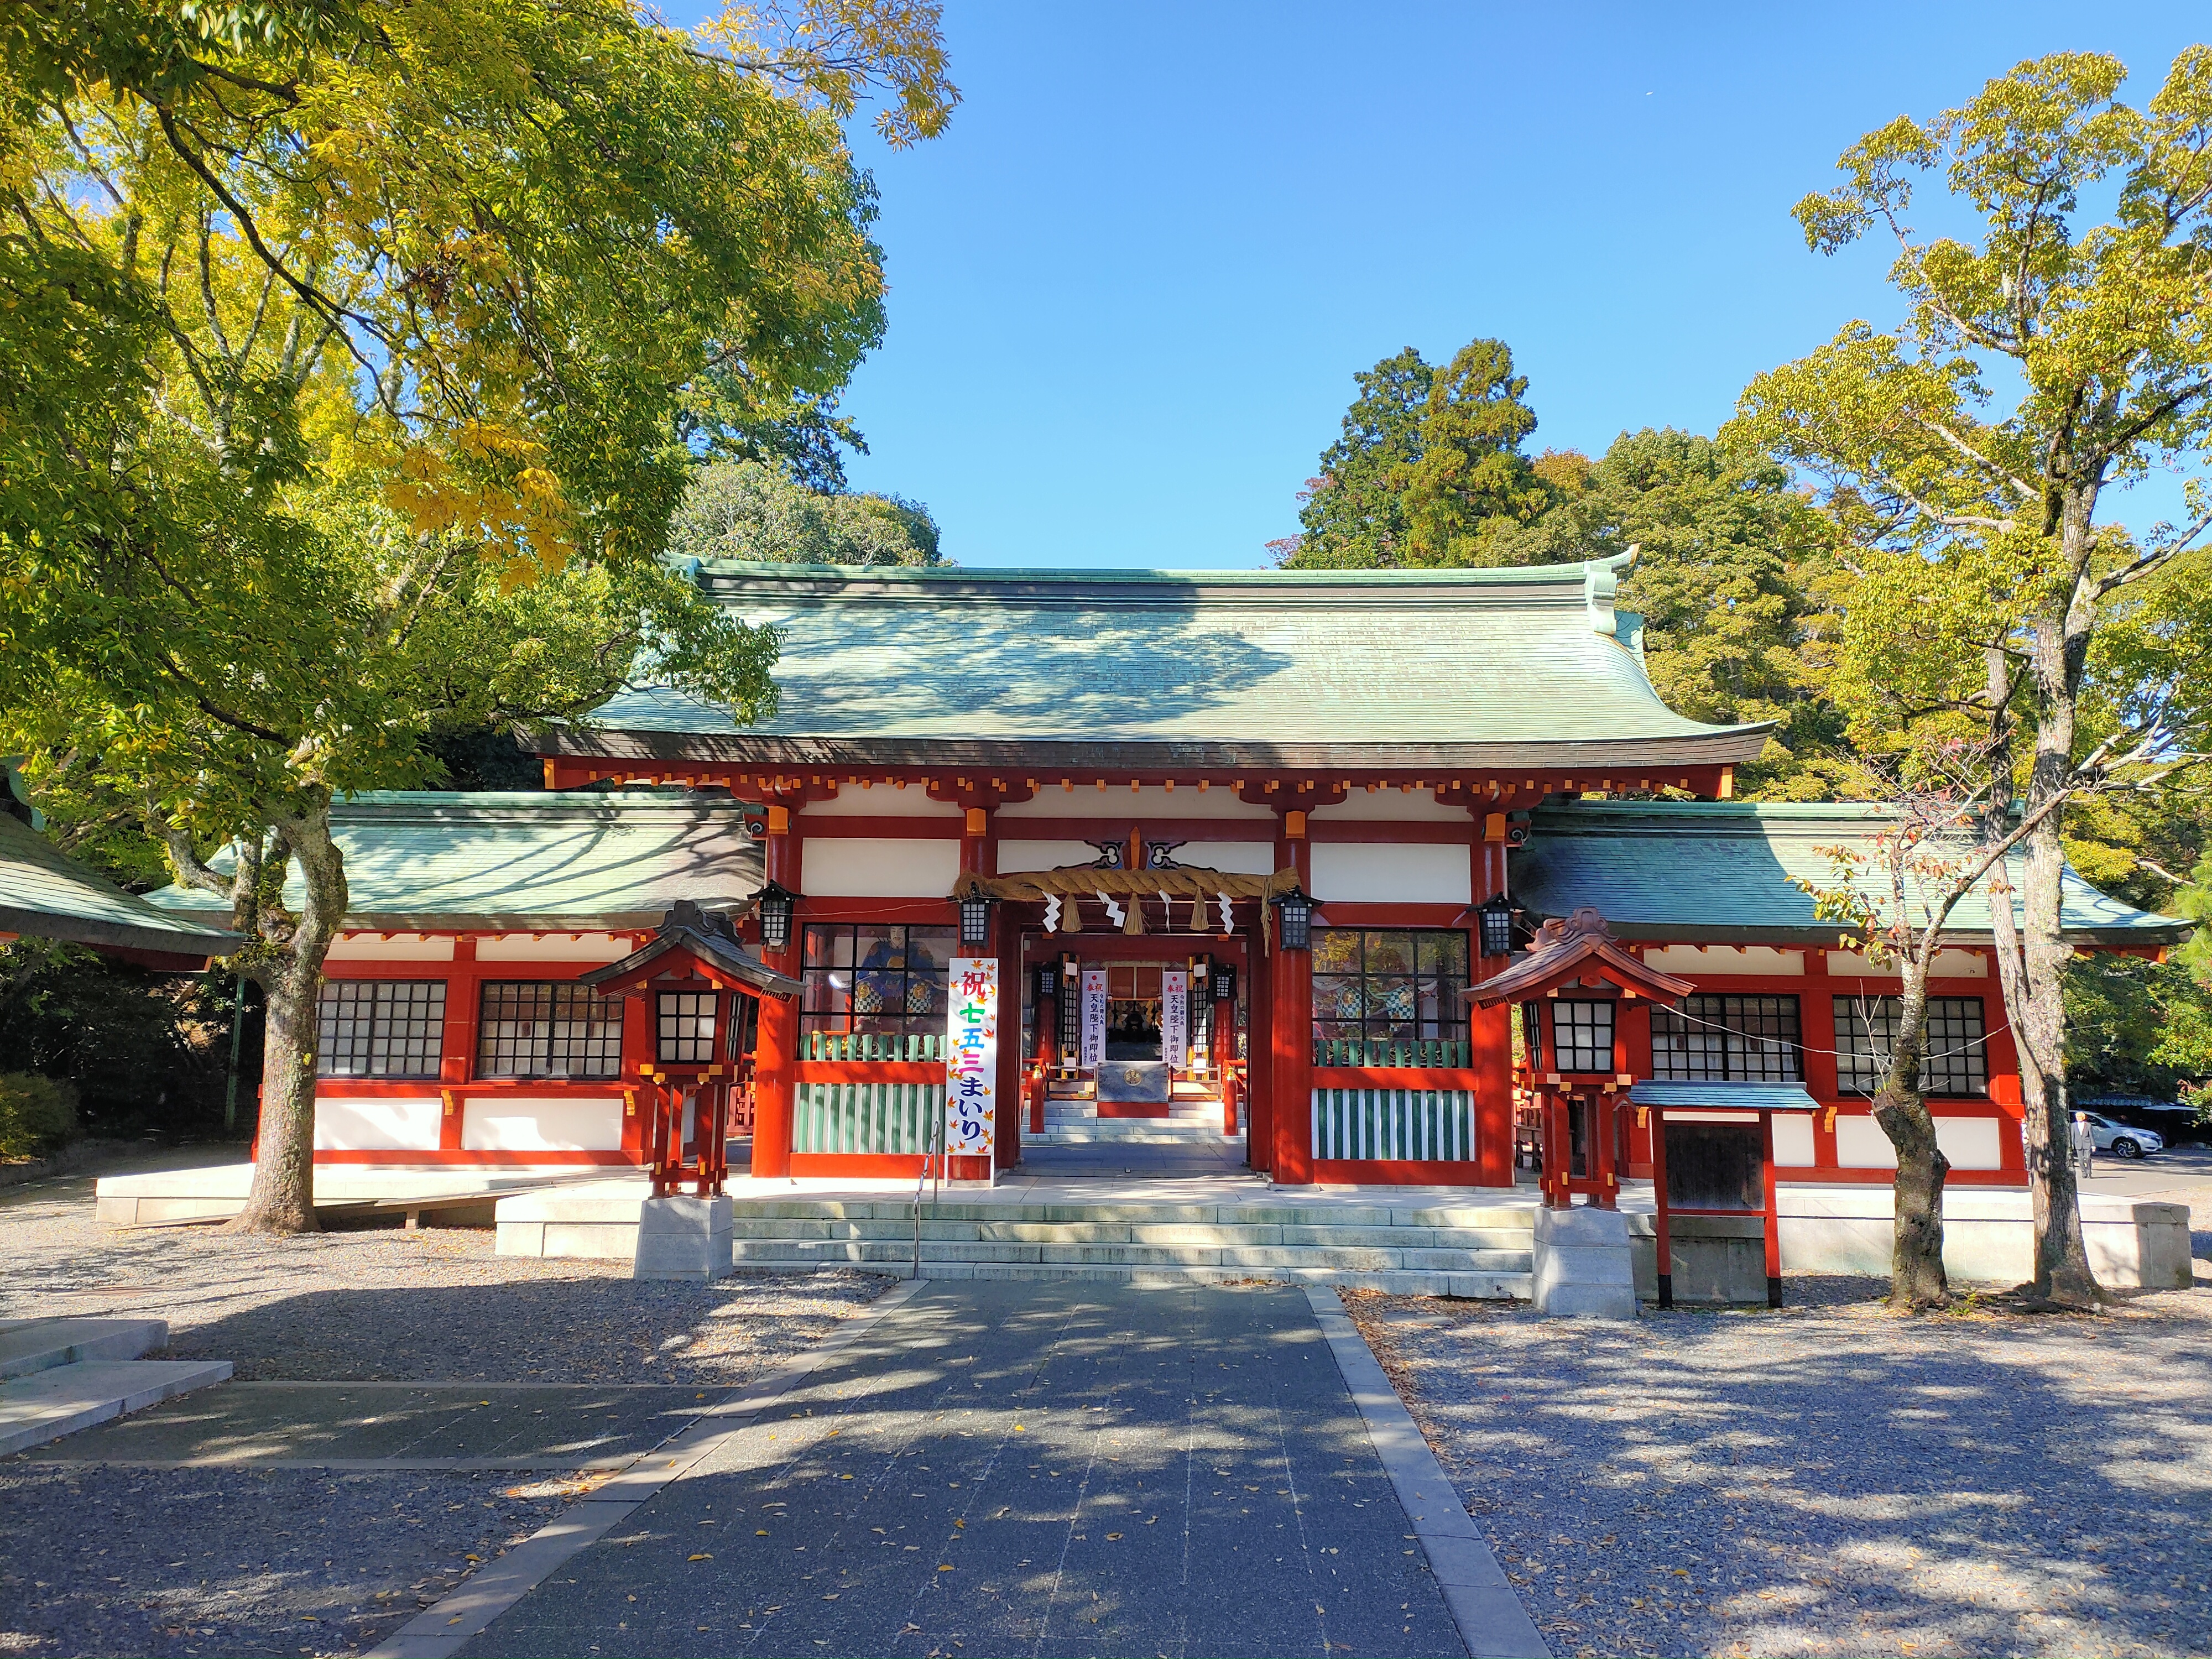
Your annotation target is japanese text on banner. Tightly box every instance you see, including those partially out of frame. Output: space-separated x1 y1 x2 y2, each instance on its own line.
944 957 998 1161
1078 969 1108 1071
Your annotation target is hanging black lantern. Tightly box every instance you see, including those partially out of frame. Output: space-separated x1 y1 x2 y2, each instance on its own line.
1478 894 1518 959
757 881 796 953
1212 963 1237 1001
1272 887 1313 952
959 891 994 948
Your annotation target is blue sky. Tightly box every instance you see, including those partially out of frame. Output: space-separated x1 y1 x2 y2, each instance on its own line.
681 3 2206 569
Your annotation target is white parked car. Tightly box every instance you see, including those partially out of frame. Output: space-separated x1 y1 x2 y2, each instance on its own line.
2078 1112 2164 1160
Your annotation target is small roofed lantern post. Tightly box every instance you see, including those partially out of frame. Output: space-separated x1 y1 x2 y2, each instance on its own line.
1467 908 1694 1212
582 902 802 1199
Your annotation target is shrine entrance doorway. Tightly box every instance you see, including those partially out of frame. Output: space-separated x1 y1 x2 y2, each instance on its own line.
1023 934 1249 1135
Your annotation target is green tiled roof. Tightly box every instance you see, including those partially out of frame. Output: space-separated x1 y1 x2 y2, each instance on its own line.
540 554 1772 773
145 791 762 932
1512 801 2191 947
1629 1082 1820 1111
0 812 239 957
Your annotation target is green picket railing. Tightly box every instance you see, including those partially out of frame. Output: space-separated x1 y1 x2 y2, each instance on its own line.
802 1030 946 1063
1310 1087 1476 1162
791 1080 944 1155
1310 1037 1472 1070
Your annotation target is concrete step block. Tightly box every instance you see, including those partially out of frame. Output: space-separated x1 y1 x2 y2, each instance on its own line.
0 1319 168 1381
1126 1225 1284 1246
1036 1244 1228 1267
1274 1224 1434 1248
1402 1248 1534 1273
0 1359 233 1456
1447 1272 1533 1300
1216 1245 1406 1271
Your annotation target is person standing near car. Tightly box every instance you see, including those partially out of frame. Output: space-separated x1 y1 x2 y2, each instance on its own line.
2072 1111 2096 1180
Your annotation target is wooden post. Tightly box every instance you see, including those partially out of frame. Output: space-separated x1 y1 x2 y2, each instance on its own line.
1761 1108 1783 1308
1542 1091 1571 1210
1031 966 1055 1136
1591 1092 1618 1209
1271 811 1314 1185
1215 976 1237 1134
751 805 799 1180
1649 1105 1673 1308
1248 921 1274 1174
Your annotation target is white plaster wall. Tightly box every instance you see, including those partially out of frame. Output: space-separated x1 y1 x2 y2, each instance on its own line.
1776 1186 2189 1287
997 784 1274 821
1834 1113 1896 1168
1826 947 1989 979
462 1098 624 1152
314 1097 442 1151
1934 1115 2004 1170
802 837 961 898
476 932 633 962
1310 842 1471 904
802 789 962 818
1771 1114 1816 1165
1185 841 1278 876
1833 1112 2004 1171
1642 945 1804 976
327 933 455 962
996 840 1106 874
1310 791 1477 823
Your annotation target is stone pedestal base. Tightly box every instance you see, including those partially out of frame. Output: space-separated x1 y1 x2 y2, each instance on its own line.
632 1195 734 1281
1532 1204 1637 1319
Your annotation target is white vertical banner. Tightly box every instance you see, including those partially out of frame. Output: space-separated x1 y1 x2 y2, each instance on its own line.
1161 969 1188 1070
1079 969 1108 1070
945 958 998 1162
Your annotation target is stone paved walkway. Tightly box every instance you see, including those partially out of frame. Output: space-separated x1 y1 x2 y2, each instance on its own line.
455 1282 1475 1658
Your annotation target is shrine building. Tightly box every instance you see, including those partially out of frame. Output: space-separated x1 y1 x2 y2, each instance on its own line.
147 553 2187 1216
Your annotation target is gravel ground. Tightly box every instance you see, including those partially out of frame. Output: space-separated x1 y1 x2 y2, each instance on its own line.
1345 1272 2212 1659
0 1164 893 1657
0 1171 889 1383
0 1465 575 1658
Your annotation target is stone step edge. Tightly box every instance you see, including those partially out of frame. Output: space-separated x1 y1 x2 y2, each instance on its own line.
0 1319 169 1381
752 1263 1532 1296
0 1359 234 1457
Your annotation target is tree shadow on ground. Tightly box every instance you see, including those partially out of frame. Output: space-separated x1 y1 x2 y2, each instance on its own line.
1354 1284 2212 1658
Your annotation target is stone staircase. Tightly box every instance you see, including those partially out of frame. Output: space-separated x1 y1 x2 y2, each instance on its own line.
0 1318 232 1455
1036 1091 1234 1144
725 1196 1535 1296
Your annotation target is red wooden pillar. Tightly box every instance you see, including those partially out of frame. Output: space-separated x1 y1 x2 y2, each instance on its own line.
1214 974 1237 1134
1470 814 1514 1186
1248 922 1274 1174
978 807 1022 1175
1032 967 1056 1135
1649 1104 1674 1308
439 937 479 1152
751 804 800 1180
1541 1090 1571 1209
1271 810 1314 1185
1761 1108 1783 1308
1590 1092 1618 1209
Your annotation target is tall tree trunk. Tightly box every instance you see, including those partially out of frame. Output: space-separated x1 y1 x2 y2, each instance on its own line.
2005 495 2103 1306
229 806 347 1235
1877 967 1950 1308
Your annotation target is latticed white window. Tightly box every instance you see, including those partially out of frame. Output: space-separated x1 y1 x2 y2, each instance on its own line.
657 991 717 1063
1834 996 1987 1097
316 980 446 1078
476 982 622 1079
1651 995 1803 1083
1552 1000 1616 1074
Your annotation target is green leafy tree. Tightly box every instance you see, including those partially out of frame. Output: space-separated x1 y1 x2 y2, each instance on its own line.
1277 340 1548 568
1734 48 2212 1304
1796 743 2067 1308
1490 429 1846 795
669 458 941 566
0 0 955 1231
